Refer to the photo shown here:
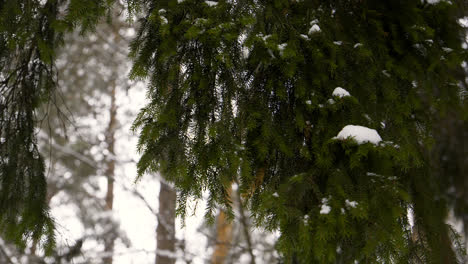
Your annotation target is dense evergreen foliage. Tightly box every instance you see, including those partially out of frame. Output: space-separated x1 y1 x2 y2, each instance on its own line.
0 0 60 253
0 0 116 253
1 0 468 262
131 0 468 262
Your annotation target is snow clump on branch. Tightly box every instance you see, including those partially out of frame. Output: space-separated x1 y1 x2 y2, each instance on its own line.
334 125 382 145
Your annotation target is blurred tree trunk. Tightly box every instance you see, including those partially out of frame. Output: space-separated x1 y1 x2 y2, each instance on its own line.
103 82 117 264
211 187 233 264
235 188 256 264
156 181 177 264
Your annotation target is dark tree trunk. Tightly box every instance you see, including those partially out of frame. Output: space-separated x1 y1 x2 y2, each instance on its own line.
156 181 177 264
103 83 117 264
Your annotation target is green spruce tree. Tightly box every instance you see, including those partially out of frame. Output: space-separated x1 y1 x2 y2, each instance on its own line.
130 0 468 263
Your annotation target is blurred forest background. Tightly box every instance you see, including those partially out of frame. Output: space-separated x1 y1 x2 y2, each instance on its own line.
0 2 277 264
1 1 467 264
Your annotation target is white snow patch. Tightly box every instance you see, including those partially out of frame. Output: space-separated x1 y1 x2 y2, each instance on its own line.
278 43 287 51
332 87 351 98
278 43 287 56
309 19 319 25
367 172 380 177
205 0 218 7
345 199 358 208
300 34 310 40
241 46 249 59
413 43 424 52
262 34 271 41
333 41 343 45
320 197 331 214
334 125 382 145
354 43 363 48
232 182 239 191
303 214 310 224
320 204 331 214
459 18 468 28
309 24 321 35
442 47 453 53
